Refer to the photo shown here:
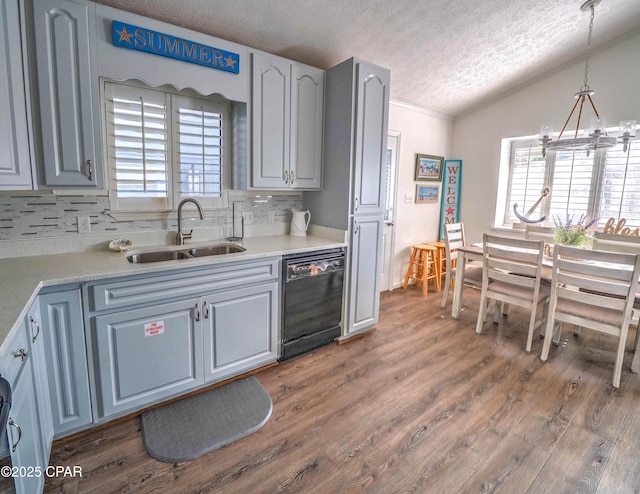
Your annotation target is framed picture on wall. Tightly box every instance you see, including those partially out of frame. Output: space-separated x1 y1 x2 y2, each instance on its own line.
416 184 439 204
415 154 443 181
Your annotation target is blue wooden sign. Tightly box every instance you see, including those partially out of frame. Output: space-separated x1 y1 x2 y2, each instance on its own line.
439 160 462 240
112 21 240 74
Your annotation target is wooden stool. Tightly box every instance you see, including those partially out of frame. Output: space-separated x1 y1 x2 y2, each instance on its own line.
427 241 447 287
403 244 440 295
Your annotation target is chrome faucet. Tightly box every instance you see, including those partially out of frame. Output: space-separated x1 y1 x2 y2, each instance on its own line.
176 198 205 245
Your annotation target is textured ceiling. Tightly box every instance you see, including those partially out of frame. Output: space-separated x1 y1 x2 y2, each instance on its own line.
92 0 640 117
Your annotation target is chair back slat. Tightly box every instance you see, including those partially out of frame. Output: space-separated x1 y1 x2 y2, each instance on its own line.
593 233 640 254
557 285 628 311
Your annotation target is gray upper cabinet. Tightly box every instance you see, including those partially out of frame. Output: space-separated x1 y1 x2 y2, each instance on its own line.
251 52 323 190
32 0 103 188
0 0 32 190
352 62 389 216
290 64 323 189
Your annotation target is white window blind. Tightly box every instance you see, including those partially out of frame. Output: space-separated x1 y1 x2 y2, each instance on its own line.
547 150 594 220
599 141 640 228
105 81 229 211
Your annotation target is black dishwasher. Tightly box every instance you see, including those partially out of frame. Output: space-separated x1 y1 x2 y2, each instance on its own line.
281 248 345 360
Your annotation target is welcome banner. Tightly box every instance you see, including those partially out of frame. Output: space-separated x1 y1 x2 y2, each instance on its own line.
439 160 462 240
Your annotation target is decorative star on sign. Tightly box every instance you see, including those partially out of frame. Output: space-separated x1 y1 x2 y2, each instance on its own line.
117 26 133 43
445 207 455 216
224 55 237 69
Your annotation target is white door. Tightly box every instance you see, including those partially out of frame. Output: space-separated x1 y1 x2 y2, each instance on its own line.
381 132 400 292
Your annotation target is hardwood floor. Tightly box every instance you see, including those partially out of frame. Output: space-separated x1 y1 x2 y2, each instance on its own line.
31 287 640 492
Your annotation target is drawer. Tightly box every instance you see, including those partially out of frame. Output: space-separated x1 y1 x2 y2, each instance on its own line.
0 320 29 387
89 258 279 312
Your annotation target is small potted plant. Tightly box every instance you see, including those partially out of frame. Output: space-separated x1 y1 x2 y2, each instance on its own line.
552 213 598 248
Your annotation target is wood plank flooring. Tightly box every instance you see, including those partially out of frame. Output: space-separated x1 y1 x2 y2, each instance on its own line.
10 285 640 493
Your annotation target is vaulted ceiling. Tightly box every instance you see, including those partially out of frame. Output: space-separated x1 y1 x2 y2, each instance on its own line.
93 0 640 118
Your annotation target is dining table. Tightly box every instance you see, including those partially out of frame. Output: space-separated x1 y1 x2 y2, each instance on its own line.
451 241 640 374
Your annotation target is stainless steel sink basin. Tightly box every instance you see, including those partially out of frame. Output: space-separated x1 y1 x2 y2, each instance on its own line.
188 243 246 257
127 243 245 263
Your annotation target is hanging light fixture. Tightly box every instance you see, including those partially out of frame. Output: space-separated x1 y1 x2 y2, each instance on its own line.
540 0 636 157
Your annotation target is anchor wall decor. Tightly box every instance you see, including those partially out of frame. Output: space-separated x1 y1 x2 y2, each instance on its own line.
513 188 550 224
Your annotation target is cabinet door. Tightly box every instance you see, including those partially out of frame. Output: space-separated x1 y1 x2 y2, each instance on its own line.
290 64 323 190
33 0 102 187
26 298 54 464
6 363 45 494
40 289 92 438
346 216 383 335
94 298 204 417
251 53 291 188
0 0 32 189
203 282 278 383
352 62 390 215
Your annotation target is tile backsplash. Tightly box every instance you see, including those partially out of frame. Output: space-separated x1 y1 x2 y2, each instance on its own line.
0 192 302 241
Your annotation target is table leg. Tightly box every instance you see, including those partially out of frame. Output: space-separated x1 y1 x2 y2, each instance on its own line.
451 251 466 319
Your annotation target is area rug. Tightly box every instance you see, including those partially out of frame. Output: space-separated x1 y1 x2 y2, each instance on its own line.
140 377 272 463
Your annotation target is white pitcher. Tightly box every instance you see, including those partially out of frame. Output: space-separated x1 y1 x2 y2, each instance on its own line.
290 209 311 237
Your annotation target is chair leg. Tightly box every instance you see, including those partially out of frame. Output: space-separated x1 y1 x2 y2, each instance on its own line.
540 299 557 362
403 248 417 289
612 326 629 388
525 304 538 353
421 250 429 296
476 295 488 335
440 269 451 309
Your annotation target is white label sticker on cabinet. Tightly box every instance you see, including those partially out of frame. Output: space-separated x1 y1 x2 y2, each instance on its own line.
144 320 165 337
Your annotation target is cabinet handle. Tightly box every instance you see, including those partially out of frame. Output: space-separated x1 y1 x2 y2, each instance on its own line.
290 171 295 184
194 303 200 322
354 221 359 235
284 170 289 184
87 159 94 181
14 349 27 361
354 197 359 212
203 302 210 319
8 419 22 453
30 316 40 343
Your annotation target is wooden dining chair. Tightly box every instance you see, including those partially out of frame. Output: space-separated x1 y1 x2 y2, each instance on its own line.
476 234 549 353
440 222 482 309
540 245 640 388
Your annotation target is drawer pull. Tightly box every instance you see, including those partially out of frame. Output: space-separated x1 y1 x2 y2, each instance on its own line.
30 316 40 343
8 419 22 453
14 349 27 361
194 303 201 322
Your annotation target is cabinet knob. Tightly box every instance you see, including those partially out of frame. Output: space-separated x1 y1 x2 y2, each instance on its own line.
8 419 22 453
30 316 41 343
86 159 93 181
14 348 27 361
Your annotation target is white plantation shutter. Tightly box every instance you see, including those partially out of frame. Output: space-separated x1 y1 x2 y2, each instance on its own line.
547 149 595 220
106 83 170 210
105 81 229 211
173 95 228 208
599 141 640 229
505 139 547 224
505 128 640 229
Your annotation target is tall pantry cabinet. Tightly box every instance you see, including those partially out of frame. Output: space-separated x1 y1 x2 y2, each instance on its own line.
304 58 390 337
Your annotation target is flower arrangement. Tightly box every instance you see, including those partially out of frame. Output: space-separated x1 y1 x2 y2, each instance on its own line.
552 213 598 246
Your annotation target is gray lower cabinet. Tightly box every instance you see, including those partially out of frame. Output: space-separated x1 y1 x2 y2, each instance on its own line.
39 289 92 438
94 298 204 418
0 315 46 494
347 216 383 335
203 282 278 383
26 298 53 464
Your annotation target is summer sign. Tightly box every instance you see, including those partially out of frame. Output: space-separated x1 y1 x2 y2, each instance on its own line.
112 21 240 74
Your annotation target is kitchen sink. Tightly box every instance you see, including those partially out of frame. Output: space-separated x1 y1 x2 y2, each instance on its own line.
127 243 246 264
188 244 246 257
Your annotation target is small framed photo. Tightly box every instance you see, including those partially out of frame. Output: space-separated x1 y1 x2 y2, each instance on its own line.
415 154 444 181
416 184 439 204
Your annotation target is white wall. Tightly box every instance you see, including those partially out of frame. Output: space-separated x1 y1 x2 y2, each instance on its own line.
452 31 640 244
388 101 453 289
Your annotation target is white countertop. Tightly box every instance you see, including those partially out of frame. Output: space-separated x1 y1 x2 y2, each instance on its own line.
0 234 346 351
